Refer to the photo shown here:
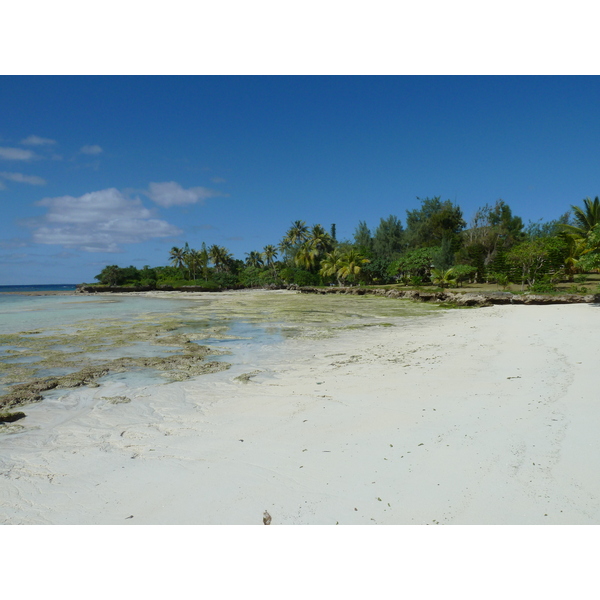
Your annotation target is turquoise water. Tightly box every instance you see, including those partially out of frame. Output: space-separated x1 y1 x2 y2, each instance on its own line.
0 291 441 411
0 293 195 335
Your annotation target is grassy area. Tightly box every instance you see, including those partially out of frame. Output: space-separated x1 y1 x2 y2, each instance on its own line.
358 273 600 295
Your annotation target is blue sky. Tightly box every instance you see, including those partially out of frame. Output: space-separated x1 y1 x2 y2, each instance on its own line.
2 75 600 284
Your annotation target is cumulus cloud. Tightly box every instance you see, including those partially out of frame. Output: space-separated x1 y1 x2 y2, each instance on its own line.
0 147 35 160
0 172 46 186
31 188 182 253
79 144 103 155
21 135 57 146
145 181 222 208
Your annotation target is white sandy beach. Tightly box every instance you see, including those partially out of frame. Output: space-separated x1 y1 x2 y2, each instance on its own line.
2 296 600 525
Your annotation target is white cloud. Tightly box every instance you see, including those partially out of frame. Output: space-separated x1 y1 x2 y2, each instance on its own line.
146 181 222 208
31 188 182 252
0 171 46 185
0 147 35 160
79 144 103 155
21 135 57 146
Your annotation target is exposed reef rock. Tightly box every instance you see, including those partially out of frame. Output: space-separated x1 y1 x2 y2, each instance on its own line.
296 286 600 306
102 396 132 404
0 354 230 411
0 411 26 423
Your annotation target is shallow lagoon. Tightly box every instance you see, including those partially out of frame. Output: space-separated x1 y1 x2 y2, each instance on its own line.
0 290 442 416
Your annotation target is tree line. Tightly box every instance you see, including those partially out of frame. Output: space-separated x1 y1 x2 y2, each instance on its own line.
94 195 600 292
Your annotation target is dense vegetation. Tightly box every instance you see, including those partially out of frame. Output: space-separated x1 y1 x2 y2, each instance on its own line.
93 196 600 293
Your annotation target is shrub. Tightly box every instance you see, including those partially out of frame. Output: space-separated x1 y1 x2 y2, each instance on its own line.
529 280 556 293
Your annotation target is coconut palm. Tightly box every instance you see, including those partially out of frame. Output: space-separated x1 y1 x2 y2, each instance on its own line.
337 249 370 285
319 249 344 285
169 246 187 270
294 242 319 271
562 196 600 237
278 237 295 265
307 224 334 256
560 197 600 277
198 242 210 280
285 220 309 246
262 245 278 276
430 267 457 289
245 250 264 268
209 244 233 273
184 249 203 280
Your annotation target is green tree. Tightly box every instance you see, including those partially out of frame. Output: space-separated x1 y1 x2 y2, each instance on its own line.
430 268 457 289
353 220 373 253
209 245 233 273
372 215 404 259
388 247 437 280
506 238 567 290
526 212 571 239
245 250 264 268
459 200 524 278
404 197 465 249
337 249 370 285
184 249 203 280
559 198 600 278
169 246 187 269
432 235 454 270
307 224 334 255
286 220 309 246
562 196 600 238
319 248 344 285
577 224 600 271
294 242 319 271
262 244 279 276
95 265 122 286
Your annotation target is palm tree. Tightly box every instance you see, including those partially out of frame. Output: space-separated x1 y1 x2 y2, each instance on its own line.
278 237 294 265
286 220 309 246
319 249 344 285
245 250 264 268
169 246 187 270
560 197 600 278
294 242 319 271
431 267 457 289
337 249 370 285
262 245 278 276
209 245 233 273
199 242 210 280
307 224 334 256
562 196 600 237
184 249 203 280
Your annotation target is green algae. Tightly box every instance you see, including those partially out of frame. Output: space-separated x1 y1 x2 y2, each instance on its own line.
0 291 441 415
0 411 25 423
0 313 233 411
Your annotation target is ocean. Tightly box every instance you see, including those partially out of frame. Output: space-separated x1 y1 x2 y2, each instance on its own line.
0 284 78 293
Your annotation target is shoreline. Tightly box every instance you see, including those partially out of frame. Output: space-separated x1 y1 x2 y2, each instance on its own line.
75 284 600 306
2 296 600 524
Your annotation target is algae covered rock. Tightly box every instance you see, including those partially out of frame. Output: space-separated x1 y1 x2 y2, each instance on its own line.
102 396 132 404
0 411 26 423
